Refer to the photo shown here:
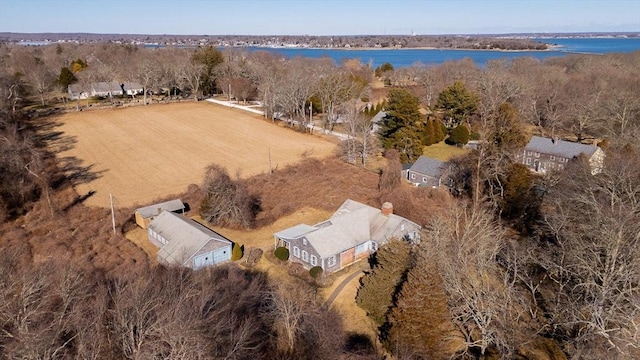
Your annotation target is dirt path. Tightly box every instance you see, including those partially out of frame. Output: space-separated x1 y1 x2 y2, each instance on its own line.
323 266 365 308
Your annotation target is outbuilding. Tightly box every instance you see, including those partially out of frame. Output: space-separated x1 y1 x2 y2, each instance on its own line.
148 211 232 269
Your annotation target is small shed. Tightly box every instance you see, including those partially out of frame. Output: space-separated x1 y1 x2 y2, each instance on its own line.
134 199 185 228
148 211 232 269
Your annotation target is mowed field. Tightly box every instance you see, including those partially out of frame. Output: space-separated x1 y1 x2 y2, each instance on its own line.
55 102 337 208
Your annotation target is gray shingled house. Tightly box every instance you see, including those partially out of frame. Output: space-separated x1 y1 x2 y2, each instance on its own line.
134 199 185 228
273 200 421 273
518 136 605 175
406 155 447 187
148 211 232 269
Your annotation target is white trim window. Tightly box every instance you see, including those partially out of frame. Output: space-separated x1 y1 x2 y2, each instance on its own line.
422 177 427 182
293 246 300 258
526 158 531 165
550 155 555 161
535 152 540 158
328 256 336 267
310 255 317 266
411 173 416 180
302 250 309 262
302 238 307 246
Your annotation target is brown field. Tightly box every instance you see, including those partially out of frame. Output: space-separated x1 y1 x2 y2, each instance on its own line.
55 102 337 208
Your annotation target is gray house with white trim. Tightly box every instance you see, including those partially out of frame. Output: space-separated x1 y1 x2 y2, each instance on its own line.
406 155 447 187
518 136 604 175
274 200 421 273
148 211 232 269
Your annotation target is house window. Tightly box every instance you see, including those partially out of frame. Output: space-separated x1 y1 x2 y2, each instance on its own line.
527 151 532 156
302 250 309 262
550 155 555 161
370 242 378 251
423 177 427 182
526 158 531 165
411 173 416 180
558 164 564 170
535 152 540 158
328 256 336 267
310 255 317 266
293 246 300 258
302 238 307 246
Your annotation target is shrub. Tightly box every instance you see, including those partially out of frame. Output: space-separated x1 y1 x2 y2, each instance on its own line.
231 243 244 261
274 247 289 261
447 124 470 146
245 247 263 267
309 266 323 279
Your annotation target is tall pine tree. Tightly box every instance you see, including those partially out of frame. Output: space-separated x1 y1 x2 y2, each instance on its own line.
378 89 424 163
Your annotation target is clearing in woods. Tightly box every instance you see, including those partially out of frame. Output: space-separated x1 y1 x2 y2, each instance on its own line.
55 102 337 208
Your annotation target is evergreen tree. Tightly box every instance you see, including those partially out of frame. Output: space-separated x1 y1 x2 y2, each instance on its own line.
378 89 424 163
56 67 77 91
436 81 479 127
356 240 413 325
384 249 452 359
423 118 435 146
434 119 445 143
191 45 224 95
448 124 470 145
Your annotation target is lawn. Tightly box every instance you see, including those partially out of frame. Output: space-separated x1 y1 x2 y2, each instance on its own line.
422 141 469 161
54 102 337 208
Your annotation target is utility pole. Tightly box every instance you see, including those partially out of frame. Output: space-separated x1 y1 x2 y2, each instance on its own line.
110 193 116 235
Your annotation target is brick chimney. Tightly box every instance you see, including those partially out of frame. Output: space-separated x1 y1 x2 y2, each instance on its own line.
381 202 393 216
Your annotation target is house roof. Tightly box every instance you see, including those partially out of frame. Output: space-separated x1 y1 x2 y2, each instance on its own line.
371 111 387 124
273 224 318 240
68 83 85 95
150 212 231 266
92 82 122 93
408 156 446 178
276 199 420 259
525 136 599 159
122 81 143 90
136 199 185 219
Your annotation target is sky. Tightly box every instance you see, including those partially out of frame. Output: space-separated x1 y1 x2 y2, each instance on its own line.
1 0 639 35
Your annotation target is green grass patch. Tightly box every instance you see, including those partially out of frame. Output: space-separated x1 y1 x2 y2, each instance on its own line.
422 141 469 161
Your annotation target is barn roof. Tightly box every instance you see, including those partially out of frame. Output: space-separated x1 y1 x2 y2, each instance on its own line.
150 211 231 266
136 199 185 219
525 136 599 159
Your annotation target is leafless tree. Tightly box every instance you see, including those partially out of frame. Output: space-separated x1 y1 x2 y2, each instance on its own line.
538 150 640 358
424 201 518 357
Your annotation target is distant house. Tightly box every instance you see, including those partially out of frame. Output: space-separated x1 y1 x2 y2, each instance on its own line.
370 110 387 134
148 211 232 269
518 136 605 175
68 84 88 100
273 200 421 273
68 81 144 100
406 155 447 187
134 199 185 229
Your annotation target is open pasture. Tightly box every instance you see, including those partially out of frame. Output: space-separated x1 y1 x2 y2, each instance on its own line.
55 102 337 208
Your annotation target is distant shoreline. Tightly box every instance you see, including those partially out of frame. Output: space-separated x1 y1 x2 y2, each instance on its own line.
236 44 560 52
